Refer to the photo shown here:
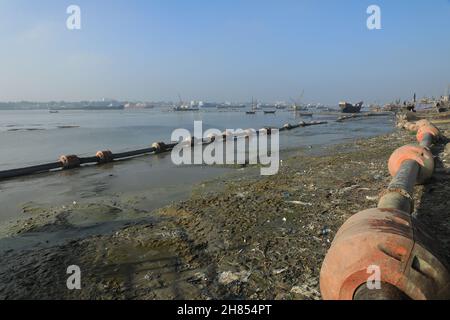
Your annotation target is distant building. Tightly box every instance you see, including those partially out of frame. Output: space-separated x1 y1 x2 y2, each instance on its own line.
442 95 450 103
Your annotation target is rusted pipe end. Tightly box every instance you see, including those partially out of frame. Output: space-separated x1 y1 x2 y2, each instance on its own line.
96 150 114 164
59 155 81 169
320 208 450 300
388 145 434 184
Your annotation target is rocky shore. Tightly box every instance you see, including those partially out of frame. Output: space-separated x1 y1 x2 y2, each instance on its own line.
0 112 449 300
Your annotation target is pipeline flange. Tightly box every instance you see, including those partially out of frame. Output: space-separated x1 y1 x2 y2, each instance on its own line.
388 144 434 184
320 208 450 300
59 155 81 169
96 150 114 164
417 124 440 143
152 142 167 154
283 123 292 130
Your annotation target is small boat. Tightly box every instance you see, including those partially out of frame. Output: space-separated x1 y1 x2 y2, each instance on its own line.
298 112 313 117
339 101 363 113
264 110 276 114
49 110 59 114
247 97 257 114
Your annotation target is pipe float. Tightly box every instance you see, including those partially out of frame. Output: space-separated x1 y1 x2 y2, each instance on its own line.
320 118 450 300
320 208 450 300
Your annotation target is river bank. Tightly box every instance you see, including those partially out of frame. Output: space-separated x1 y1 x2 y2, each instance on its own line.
0 113 449 300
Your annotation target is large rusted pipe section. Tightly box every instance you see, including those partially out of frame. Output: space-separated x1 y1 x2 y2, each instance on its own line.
320 118 450 300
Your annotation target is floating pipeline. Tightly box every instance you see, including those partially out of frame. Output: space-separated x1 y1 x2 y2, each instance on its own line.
0 120 328 180
336 112 394 122
320 118 450 300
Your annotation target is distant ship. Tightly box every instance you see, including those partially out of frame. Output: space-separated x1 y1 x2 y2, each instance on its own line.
339 101 363 113
172 98 200 111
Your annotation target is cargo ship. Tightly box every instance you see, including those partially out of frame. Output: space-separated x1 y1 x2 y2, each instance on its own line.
339 101 363 113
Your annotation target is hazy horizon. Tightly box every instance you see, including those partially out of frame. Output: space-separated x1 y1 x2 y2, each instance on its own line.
1 0 449 104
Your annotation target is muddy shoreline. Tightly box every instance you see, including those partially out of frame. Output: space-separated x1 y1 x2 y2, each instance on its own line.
0 116 449 300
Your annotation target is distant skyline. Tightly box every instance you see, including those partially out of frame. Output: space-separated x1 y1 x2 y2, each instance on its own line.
0 0 449 104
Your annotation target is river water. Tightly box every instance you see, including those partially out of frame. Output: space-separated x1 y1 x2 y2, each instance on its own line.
0 108 394 224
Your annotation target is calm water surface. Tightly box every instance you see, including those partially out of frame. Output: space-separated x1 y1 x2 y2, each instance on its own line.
0 109 394 224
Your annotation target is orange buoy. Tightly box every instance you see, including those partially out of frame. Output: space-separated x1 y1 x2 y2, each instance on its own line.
415 119 431 128
388 145 434 184
152 142 167 153
96 150 113 164
259 128 272 135
59 155 81 169
320 208 450 300
417 125 440 143
404 122 419 131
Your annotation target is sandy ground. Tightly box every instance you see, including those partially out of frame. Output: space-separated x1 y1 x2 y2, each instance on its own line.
0 112 449 300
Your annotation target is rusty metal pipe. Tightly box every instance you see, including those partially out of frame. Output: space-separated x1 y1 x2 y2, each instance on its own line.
378 160 418 213
378 132 435 212
419 132 434 148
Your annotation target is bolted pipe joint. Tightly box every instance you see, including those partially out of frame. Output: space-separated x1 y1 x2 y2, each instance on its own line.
320 208 450 300
388 145 434 184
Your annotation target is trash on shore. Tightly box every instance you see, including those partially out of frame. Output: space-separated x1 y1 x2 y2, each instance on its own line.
218 271 252 285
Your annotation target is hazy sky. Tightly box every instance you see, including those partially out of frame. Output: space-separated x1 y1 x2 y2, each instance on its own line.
0 0 449 104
